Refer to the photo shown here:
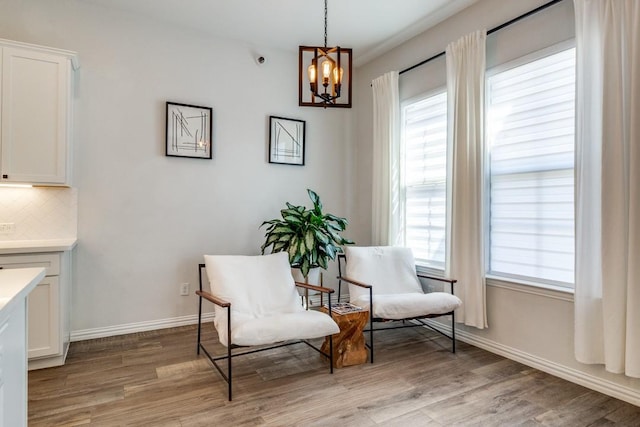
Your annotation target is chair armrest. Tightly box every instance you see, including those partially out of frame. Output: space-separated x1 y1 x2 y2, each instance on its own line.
416 274 457 294
337 276 372 289
196 290 231 308
416 273 457 286
295 282 335 294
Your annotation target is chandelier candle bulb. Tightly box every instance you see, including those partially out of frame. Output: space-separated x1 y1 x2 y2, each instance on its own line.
308 64 316 83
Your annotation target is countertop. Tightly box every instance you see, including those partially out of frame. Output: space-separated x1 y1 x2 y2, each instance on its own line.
0 267 45 315
0 238 77 255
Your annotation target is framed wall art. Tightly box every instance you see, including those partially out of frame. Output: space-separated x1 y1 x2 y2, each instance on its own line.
166 102 212 159
269 116 306 166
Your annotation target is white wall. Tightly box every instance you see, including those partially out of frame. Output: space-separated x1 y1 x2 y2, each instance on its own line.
0 0 353 333
353 0 640 406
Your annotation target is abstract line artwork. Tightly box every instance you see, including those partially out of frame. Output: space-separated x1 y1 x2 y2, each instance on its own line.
269 116 306 166
166 102 212 159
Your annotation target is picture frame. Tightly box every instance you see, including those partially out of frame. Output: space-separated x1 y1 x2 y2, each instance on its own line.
166 102 212 159
269 116 306 166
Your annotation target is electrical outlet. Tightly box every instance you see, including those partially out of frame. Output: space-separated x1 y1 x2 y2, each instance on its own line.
180 283 189 296
0 223 15 234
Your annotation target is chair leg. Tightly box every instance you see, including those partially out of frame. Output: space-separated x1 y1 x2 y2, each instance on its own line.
197 295 202 355
227 308 233 400
369 287 374 363
197 266 203 355
452 311 456 354
329 335 334 374
369 318 374 363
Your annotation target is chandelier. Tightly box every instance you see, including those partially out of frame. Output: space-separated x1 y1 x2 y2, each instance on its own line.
299 0 352 108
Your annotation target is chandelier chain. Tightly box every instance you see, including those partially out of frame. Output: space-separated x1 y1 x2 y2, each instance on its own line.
324 0 328 48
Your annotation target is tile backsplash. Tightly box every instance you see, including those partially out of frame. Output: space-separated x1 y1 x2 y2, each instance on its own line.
0 187 77 240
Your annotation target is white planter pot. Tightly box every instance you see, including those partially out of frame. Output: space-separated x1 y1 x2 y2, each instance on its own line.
291 267 322 308
291 267 321 285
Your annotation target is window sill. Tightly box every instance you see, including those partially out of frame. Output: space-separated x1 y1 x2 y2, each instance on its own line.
485 275 574 303
415 266 574 303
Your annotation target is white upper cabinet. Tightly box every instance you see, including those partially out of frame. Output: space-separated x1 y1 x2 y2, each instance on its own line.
0 39 77 186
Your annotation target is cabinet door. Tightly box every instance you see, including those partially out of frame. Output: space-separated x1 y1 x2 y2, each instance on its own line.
1 47 70 184
0 301 29 427
27 276 60 359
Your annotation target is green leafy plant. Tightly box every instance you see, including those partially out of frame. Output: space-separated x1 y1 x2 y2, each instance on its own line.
260 189 354 277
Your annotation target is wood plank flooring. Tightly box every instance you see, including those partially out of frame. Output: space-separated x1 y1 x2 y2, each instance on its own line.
28 324 640 426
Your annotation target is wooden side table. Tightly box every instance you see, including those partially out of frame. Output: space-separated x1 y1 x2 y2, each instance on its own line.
321 305 369 368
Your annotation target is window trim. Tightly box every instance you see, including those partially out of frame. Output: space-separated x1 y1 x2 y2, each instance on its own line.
416 265 574 300
484 39 577 289
400 87 448 270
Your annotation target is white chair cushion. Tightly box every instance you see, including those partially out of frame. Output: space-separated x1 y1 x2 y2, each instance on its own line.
231 310 339 347
345 246 423 302
204 252 338 347
351 292 462 320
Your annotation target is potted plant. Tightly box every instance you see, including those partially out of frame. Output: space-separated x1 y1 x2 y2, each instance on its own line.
260 189 354 279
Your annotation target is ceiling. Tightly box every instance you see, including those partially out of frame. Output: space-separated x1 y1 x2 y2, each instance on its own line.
82 0 478 66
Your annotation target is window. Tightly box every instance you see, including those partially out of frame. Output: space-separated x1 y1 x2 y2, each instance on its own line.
401 91 447 268
486 47 576 286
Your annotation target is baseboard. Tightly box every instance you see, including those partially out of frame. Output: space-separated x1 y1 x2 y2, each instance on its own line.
70 313 215 342
28 341 68 371
423 319 640 407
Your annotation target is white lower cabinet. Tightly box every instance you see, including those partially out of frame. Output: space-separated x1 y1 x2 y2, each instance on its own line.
0 251 71 369
27 275 60 359
0 297 28 426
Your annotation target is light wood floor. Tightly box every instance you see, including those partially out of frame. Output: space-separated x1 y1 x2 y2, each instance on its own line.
28 324 640 426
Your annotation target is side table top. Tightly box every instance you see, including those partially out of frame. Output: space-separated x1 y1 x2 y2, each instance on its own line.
322 302 368 315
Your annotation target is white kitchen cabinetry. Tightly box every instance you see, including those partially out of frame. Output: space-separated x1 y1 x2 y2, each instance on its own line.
0 250 72 370
0 267 44 427
0 39 77 186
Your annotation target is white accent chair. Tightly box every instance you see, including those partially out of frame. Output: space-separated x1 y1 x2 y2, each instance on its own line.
196 252 339 400
337 246 461 362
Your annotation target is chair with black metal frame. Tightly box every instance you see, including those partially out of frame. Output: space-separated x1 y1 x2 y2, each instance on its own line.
337 246 461 363
196 252 339 400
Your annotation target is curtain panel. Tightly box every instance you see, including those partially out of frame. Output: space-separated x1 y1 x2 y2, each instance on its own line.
445 30 488 329
371 71 401 246
574 0 640 378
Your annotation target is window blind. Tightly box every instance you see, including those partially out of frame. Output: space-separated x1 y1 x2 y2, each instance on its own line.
402 91 447 267
487 47 575 286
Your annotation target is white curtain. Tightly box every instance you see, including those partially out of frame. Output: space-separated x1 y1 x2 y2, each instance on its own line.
371 71 401 246
574 0 640 378
445 30 488 329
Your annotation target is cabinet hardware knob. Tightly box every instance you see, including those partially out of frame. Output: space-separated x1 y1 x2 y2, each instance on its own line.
1 174 7 179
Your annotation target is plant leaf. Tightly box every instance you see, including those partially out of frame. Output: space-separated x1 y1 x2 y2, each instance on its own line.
272 226 293 234
272 241 287 252
298 236 307 256
281 208 302 218
325 244 336 259
314 230 329 244
300 257 310 278
304 229 315 252
307 189 321 209
264 233 280 247
318 255 328 269
283 215 302 225
288 236 298 257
